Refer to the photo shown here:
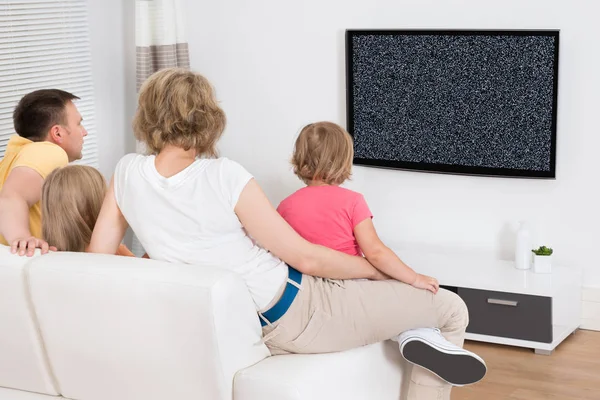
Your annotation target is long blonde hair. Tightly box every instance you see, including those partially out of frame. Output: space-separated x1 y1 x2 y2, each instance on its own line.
41 165 107 252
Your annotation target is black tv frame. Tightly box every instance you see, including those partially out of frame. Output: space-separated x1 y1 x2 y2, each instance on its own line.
345 29 560 179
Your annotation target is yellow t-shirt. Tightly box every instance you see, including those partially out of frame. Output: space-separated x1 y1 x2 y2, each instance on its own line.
0 134 68 245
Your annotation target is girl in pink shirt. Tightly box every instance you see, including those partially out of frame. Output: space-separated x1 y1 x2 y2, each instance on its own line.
277 121 438 293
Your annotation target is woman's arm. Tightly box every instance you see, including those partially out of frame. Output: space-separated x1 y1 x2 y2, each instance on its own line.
354 218 439 293
235 179 386 280
88 177 129 254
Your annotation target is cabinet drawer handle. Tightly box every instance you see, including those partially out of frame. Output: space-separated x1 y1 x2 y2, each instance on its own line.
487 298 519 307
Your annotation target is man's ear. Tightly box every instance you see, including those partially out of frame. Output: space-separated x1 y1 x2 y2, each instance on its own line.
47 125 62 144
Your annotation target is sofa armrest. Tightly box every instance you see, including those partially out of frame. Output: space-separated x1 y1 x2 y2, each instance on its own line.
25 252 270 400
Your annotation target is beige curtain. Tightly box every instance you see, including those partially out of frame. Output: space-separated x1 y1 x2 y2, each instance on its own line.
135 0 190 90
131 0 190 256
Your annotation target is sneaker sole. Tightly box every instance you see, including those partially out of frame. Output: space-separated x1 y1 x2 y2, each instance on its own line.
401 339 487 386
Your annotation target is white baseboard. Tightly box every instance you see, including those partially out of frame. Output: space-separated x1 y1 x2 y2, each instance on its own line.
581 287 600 332
581 318 600 331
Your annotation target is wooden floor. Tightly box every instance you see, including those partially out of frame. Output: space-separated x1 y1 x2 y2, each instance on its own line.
452 329 600 399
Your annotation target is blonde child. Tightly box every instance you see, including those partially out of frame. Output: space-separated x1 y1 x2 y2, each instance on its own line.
41 165 135 256
277 121 439 292
277 122 489 390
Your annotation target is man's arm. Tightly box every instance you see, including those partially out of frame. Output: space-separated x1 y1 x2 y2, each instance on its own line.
0 167 51 256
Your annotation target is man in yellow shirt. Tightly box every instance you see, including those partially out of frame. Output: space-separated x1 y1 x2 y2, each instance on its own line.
0 89 88 256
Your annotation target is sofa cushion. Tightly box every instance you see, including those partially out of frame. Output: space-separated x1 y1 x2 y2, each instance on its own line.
0 386 60 400
0 246 59 395
25 252 270 400
234 340 410 400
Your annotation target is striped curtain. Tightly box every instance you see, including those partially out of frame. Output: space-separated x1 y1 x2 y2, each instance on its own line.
131 0 190 256
135 0 189 91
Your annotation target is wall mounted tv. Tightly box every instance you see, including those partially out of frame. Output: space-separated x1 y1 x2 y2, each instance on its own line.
345 29 559 178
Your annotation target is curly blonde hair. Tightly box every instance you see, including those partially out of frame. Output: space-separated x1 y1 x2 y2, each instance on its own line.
291 121 354 185
133 67 226 157
41 165 107 252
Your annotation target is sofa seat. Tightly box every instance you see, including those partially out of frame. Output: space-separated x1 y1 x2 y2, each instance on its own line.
235 340 410 400
0 245 408 400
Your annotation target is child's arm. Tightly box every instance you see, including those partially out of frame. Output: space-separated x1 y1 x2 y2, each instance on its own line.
115 243 135 257
115 244 150 259
354 218 439 294
235 179 386 280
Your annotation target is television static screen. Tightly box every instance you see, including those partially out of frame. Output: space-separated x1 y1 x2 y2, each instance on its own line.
347 30 559 178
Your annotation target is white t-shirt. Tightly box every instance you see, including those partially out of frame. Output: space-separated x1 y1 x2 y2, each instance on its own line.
113 153 288 310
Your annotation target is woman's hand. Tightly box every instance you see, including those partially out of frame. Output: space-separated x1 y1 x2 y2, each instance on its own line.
411 273 439 294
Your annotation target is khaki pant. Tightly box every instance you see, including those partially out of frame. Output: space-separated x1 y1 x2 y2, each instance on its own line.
261 276 469 400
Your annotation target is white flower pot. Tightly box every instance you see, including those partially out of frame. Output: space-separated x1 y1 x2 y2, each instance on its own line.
532 254 552 274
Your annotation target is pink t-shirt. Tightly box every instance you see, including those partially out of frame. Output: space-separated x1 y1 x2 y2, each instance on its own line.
277 185 373 256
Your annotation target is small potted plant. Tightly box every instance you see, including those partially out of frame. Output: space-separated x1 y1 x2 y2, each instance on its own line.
531 245 553 274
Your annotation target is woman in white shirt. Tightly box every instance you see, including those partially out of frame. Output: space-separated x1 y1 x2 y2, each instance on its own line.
89 67 485 400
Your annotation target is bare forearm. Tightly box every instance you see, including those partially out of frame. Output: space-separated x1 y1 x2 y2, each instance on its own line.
303 245 380 280
234 180 384 280
87 237 121 254
87 178 129 255
0 196 32 243
88 220 125 254
367 247 418 284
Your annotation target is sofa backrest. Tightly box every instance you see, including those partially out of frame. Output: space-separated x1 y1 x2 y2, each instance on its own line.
1 247 270 400
0 246 59 396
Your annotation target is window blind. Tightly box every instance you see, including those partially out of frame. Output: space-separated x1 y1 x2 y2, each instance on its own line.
0 0 98 167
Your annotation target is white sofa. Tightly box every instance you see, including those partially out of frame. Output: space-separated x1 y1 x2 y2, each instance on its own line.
0 246 410 400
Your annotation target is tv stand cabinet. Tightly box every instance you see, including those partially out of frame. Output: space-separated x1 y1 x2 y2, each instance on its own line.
394 249 582 355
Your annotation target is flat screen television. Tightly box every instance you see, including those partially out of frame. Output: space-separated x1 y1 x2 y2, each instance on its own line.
345 29 559 178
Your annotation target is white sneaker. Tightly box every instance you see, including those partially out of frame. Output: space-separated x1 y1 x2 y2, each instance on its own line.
395 327 487 386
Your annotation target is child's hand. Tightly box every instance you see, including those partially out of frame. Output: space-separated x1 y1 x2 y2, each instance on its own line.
412 274 439 294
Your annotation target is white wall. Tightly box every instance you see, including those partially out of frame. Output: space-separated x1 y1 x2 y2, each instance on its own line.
184 0 600 287
88 0 137 179
88 0 137 248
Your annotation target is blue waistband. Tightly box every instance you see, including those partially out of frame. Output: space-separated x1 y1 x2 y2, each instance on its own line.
260 265 302 327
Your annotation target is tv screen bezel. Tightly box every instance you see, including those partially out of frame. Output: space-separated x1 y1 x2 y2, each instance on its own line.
345 29 560 179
